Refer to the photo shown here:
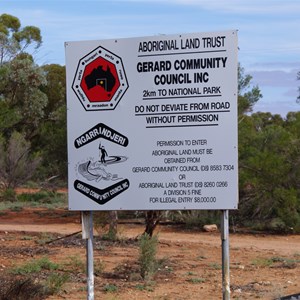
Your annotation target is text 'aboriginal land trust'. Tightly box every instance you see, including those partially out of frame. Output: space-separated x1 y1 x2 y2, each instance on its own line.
138 36 226 52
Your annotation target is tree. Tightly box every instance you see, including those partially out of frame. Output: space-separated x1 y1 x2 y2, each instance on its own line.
40 64 66 117
144 211 163 237
238 112 300 231
0 131 41 190
0 13 41 64
238 64 262 116
236 67 299 231
0 14 47 188
0 54 48 139
0 14 46 137
0 15 68 183
35 64 67 179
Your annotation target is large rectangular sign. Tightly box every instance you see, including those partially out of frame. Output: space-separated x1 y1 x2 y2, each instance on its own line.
65 30 238 210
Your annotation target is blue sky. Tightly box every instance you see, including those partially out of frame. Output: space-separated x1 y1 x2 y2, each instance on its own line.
2 0 300 116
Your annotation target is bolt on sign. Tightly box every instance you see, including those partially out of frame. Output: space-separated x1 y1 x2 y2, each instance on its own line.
65 30 238 211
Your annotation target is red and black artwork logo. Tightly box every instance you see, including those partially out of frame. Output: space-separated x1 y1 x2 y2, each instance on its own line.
72 46 129 111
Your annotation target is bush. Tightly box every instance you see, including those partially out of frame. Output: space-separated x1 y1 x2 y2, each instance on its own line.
0 278 47 300
0 131 41 190
0 190 67 210
8 257 68 297
44 272 69 295
0 188 17 201
11 257 59 275
138 233 158 280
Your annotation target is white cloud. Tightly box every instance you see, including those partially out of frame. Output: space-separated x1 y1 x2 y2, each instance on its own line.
249 62 300 72
116 0 300 15
251 69 298 87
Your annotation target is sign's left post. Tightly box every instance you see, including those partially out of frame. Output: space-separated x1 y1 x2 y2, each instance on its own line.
82 211 94 300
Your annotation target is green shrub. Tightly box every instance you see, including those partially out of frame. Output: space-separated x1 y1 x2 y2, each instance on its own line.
0 188 17 201
44 272 69 295
8 258 68 296
17 190 67 207
63 255 85 274
11 257 59 275
94 259 105 276
17 191 47 202
103 283 118 293
186 277 205 284
0 190 67 210
138 233 158 280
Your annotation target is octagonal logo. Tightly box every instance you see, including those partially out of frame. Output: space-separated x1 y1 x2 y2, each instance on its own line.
72 46 129 111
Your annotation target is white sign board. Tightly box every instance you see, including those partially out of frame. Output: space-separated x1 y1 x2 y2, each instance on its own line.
65 30 238 211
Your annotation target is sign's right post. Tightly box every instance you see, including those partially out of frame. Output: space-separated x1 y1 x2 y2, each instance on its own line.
221 210 230 299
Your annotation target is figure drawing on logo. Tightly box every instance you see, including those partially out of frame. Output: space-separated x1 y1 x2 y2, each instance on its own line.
99 143 108 164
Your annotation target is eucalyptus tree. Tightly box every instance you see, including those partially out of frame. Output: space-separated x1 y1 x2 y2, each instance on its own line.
36 64 68 179
0 53 47 141
238 112 300 231
0 13 41 64
0 14 45 189
237 63 262 116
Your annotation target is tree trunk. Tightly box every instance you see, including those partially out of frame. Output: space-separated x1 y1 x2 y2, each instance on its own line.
109 210 118 237
144 211 162 237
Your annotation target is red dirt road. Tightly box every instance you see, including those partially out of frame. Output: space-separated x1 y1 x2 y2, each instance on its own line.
0 208 299 299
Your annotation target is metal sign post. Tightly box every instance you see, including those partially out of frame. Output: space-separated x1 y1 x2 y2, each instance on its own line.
221 210 230 299
82 211 94 300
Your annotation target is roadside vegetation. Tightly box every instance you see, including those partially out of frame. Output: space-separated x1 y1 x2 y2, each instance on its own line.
0 189 67 211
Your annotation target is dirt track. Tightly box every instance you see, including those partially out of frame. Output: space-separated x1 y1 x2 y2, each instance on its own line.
0 208 299 299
